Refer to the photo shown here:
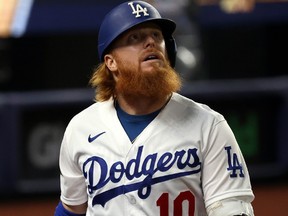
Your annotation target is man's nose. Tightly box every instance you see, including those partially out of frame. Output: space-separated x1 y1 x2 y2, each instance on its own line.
144 35 156 48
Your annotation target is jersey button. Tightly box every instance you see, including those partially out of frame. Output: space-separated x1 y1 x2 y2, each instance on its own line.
129 196 137 204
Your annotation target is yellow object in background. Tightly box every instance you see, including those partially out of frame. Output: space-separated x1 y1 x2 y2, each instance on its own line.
220 0 255 13
0 0 18 37
0 0 34 38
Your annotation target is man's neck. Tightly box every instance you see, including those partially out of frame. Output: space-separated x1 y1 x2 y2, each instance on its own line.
115 93 172 115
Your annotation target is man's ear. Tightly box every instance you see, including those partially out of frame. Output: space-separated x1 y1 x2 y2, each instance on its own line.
104 54 118 72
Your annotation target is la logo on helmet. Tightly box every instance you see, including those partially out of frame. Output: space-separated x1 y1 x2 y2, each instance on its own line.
128 2 149 18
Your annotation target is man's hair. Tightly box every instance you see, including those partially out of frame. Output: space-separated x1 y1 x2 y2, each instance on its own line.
89 63 115 102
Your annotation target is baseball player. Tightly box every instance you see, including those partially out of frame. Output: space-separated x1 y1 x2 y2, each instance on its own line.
55 1 255 215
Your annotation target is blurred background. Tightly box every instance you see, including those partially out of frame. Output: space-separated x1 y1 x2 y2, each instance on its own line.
0 0 288 215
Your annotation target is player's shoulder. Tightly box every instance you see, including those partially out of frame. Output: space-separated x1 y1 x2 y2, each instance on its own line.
171 92 224 122
68 99 113 125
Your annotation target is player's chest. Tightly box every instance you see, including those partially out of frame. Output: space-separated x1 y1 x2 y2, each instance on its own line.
79 136 202 193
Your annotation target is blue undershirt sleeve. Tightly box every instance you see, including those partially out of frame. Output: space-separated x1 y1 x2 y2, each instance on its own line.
54 201 86 216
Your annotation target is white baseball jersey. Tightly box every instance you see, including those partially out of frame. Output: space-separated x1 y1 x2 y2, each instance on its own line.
59 92 254 216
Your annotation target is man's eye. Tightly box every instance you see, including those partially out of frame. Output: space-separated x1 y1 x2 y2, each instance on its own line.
129 33 140 42
153 31 163 40
153 32 160 37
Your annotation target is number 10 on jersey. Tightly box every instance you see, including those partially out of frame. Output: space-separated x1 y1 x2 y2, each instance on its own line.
157 191 195 216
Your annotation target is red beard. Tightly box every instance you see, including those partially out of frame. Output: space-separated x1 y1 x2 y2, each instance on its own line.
114 54 181 100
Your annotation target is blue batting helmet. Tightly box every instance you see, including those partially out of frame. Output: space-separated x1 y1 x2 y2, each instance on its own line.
98 1 177 67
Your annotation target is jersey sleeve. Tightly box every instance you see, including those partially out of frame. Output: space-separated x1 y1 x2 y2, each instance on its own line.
59 123 88 206
201 118 254 208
